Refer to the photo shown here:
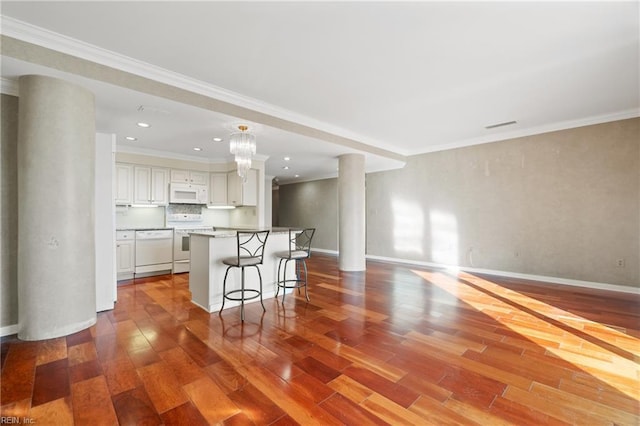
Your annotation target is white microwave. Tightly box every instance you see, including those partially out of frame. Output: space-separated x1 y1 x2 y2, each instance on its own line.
169 183 208 204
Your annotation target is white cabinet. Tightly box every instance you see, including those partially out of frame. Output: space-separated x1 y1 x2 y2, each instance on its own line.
133 166 169 206
150 168 169 205
116 231 135 280
114 163 133 205
209 172 228 206
170 169 209 204
171 169 209 186
170 169 190 183
227 169 257 206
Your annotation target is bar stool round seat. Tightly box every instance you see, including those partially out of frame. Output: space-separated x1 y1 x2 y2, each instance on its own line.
275 228 315 302
219 230 270 321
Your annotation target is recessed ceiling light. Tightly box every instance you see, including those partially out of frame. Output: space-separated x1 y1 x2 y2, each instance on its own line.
213 137 223 142
282 166 289 170
193 147 202 151
137 122 151 128
284 156 291 161
125 136 137 141
294 174 300 178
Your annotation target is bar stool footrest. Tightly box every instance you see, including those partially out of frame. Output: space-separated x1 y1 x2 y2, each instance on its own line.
223 289 262 302
277 279 307 290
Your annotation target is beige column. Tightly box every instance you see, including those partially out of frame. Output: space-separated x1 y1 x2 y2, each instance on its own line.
18 75 97 340
338 153 366 271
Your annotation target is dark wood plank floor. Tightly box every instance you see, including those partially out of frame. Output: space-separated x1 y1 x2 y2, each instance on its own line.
2 253 639 425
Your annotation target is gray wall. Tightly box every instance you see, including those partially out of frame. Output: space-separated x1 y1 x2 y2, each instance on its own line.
279 118 639 288
272 186 280 226
278 178 338 251
1 94 19 328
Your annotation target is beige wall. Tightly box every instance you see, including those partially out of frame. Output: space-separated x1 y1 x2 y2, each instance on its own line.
280 118 639 288
278 178 338 251
1 94 19 328
17 75 97 340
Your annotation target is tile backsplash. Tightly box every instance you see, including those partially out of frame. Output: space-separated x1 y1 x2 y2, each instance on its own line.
166 204 202 215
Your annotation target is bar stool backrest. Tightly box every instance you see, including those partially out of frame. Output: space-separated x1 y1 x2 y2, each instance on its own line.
290 228 315 257
235 230 270 265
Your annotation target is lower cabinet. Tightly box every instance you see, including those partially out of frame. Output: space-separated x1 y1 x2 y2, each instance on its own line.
116 231 135 280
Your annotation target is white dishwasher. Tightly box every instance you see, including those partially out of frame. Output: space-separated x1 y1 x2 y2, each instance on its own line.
135 229 174 276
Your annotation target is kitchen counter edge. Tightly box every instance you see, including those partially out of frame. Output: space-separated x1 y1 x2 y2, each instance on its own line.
190 227 300 238
116 227 174 231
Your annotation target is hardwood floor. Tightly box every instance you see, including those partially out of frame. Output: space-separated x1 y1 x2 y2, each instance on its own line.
2 253 639 425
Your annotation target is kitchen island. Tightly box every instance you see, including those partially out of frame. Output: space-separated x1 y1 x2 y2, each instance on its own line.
189 228 297 313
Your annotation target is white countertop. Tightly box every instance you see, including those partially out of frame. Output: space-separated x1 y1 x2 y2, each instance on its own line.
190 227 298 237
116 227 174 231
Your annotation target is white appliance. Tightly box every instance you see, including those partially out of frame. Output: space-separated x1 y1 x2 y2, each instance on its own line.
166 214 214 273
169 183 208 204
134 229 174 276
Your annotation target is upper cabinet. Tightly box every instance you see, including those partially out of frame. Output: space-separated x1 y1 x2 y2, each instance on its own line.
133 166 169 206
209 172 228 206
114 162 260 209
114 163 133 205
227 169 257 206
170 169 209 186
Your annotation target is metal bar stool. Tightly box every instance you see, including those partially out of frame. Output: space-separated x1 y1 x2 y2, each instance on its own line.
219 230 270 321
275 228 315 302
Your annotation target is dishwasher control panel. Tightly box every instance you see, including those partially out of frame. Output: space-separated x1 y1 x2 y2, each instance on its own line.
135 229 174 240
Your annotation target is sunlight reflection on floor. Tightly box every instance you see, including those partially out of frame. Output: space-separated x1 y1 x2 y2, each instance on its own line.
410 268 640 400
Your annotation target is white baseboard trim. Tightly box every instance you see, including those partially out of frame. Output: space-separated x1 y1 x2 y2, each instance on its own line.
1 317 99 339
309 250 638 295
365 254 640 295
1 324 19 337
311 248 338 255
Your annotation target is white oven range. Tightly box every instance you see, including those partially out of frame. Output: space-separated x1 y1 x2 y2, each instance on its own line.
167 213 214 273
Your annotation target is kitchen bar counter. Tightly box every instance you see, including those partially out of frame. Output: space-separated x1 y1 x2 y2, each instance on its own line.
189 229 297 313
189 227 296 237
116 227 296 232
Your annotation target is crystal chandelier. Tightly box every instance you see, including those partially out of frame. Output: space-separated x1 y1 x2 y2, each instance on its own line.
229 125 256 182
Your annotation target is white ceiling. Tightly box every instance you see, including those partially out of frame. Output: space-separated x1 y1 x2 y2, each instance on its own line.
1 2 638 183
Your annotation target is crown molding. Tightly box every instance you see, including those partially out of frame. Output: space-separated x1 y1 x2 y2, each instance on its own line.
277 172 338 185
1 76 19 96
115 144 269 165
1 16 400 156
411 108 640 156
116 145 227 164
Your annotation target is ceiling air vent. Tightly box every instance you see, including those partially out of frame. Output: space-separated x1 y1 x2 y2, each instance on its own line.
137 105 170 115
485 120 517 129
